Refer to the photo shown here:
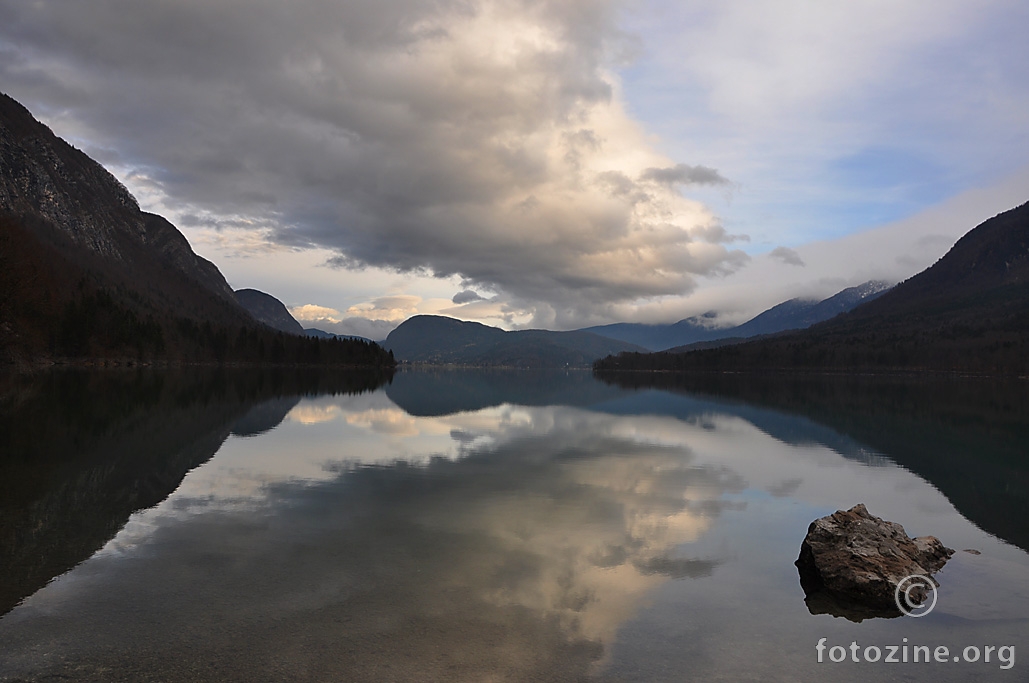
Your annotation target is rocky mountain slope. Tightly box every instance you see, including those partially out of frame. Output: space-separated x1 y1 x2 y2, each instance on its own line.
0 92 393 367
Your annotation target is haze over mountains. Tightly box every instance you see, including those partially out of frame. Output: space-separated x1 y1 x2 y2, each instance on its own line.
583 281 892 352
0 92 392 367
227 276 897 367
379 281 897 367
596 201 1029 375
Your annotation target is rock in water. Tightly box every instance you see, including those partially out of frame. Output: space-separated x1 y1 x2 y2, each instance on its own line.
795 504 954 621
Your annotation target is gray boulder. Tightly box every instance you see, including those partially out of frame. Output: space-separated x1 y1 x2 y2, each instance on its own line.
795 504 953 621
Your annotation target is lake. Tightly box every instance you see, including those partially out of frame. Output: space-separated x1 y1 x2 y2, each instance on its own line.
1 368 1026 681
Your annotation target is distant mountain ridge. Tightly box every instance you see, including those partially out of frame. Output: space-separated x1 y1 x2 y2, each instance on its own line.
582 280 892 351
384 315 647 367
595 201 1029 375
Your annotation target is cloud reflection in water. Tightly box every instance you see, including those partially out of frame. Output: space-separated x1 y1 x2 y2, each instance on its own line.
1 396 747 681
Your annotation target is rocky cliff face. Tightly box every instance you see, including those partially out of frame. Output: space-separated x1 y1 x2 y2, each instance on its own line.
0 98 137 259
0 92 239 310
0 91 397 366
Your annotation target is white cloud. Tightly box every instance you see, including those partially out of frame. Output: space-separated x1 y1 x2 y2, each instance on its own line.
620 0 1029 247
439 297 535 328
679 167 1029 324
345 295 423 322
289 304 343 324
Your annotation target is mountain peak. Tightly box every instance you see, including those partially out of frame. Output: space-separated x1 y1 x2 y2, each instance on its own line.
234 289 304 335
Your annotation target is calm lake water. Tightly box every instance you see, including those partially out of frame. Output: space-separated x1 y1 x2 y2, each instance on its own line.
1 369 1027 682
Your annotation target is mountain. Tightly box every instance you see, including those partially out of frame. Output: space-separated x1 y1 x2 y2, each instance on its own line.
582 281 891 351
728 281 892 339
580 314 720 352
842 203 1029 320
384 315 648 367
0 91 393 368
595 202 1029 375
234 288 304 335
0 94 244 319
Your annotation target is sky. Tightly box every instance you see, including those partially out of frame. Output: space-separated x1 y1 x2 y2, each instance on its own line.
2 0 1028 338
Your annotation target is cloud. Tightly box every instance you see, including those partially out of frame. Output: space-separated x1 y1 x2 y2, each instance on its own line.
451 290 486 304
674 168 1029 325
768 246 805 267
639 163 729 187
345 295 422 321
184 224 291 258
618 1 1029 253
289 304 343 323
327 318 398 340
289 294 430 338
0 0 747 325
439 296 532 328
288 303 399 338
288 315 398 340
286 405 344 426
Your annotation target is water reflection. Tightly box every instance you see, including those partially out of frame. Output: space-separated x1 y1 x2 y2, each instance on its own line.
0 368 392 616
1 369 1027 682
2 397 746 680
595 371 1029 551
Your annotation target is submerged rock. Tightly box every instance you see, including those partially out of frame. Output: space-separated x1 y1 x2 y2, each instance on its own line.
795 504 954 621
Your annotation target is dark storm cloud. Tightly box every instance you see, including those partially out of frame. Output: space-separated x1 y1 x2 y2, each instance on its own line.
640 163 730 187
0 0 746 319
769 246 806 267
452 290 486 304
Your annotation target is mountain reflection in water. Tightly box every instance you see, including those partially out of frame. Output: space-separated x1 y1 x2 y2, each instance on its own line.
1 369 1027 682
